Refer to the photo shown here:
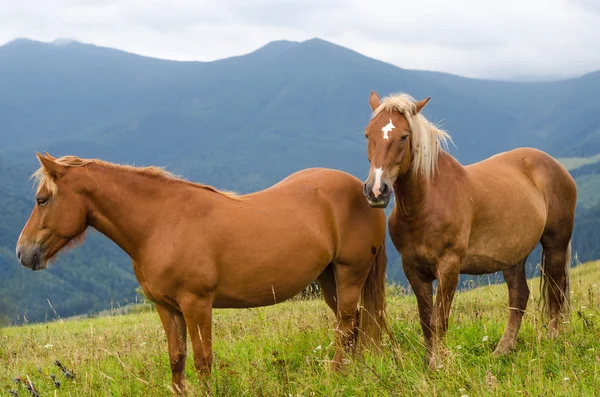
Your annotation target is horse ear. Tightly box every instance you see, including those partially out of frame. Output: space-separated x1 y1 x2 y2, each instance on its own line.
369 91 381 111
413 97 431 114
44 152 56 161
36 152 66 179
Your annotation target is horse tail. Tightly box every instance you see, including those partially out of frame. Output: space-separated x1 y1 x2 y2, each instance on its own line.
357 241 389 351
564 240 572 314
540 239 572 320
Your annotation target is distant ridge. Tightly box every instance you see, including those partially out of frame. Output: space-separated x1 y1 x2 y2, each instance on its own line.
2 36 597 82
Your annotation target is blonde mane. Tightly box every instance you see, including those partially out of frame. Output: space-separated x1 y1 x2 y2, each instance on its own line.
32 155 242 200
371 93 452 180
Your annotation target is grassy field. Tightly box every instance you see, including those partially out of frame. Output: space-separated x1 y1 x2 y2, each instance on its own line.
1 261 599 397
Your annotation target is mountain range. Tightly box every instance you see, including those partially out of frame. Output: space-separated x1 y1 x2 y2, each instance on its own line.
0 37 599 325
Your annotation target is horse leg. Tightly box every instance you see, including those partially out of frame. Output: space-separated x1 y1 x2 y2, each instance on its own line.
430 255 460 370
494 260 529 356
404 266 434 365
179 296 214 382
317 263 337 315
156 305 188 394
330 263 368 371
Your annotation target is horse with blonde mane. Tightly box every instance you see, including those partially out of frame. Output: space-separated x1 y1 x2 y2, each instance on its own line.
361 91 576 369
16 152 388 393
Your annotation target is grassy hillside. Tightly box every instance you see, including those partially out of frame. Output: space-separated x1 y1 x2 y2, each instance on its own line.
1 260 598 396
568 159 600 211
558 154 600 211
573 174 600 209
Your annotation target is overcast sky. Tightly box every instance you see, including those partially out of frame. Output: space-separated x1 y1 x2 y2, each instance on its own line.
0 0 599 80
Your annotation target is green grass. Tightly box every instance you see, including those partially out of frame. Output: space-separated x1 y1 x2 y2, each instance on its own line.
557 154 600 171
575 174 600 209
1 261 599 396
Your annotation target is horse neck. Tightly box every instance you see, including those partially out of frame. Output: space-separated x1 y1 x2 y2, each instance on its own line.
393 150 458 218
82 165 190 261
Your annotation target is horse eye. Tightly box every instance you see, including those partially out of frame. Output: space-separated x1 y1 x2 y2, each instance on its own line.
37 198 49 206
400 135 408 141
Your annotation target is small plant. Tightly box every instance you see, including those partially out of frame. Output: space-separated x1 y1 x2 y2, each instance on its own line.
54 360 76 380
295 281 322 300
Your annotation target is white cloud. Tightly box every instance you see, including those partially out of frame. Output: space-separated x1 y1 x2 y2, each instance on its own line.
0 0 598 80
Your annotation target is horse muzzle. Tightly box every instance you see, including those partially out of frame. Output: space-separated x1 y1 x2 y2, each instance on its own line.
363 182 392 208
16 244 45 271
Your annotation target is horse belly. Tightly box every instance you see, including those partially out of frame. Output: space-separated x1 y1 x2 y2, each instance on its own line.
460 254 518 275
211 233 334 309
212 257 330 308
463 207 545 274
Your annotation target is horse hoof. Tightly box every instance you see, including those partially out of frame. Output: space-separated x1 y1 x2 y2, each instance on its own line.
171 384 185 396
428 358 443 371
492 343 513 357
493 348 506 357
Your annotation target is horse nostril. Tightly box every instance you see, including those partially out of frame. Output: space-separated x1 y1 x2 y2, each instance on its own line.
16 248 21 261
381 184 389 195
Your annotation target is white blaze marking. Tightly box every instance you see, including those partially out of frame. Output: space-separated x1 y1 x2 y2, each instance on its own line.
382 119 395 140
372 167 383 198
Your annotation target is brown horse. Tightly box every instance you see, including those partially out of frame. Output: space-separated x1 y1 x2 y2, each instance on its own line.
16 152 388 393
361 91 576 369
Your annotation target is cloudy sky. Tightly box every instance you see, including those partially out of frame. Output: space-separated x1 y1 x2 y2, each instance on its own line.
0 0 599 80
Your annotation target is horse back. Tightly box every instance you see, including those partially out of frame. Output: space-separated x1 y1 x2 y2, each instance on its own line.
247 167 387 263
467 147 576 211
266 167 386 231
